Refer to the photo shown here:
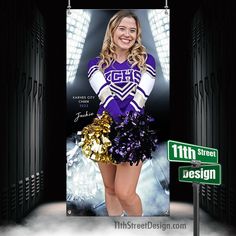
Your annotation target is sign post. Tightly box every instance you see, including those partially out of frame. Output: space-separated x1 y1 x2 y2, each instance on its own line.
167 140 221 236
191 160 201 236
193 182 200 236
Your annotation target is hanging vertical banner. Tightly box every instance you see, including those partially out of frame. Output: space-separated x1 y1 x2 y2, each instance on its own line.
66 9 170 216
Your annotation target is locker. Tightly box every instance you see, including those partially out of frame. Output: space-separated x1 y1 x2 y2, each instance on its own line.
38 82 44 201
227 4 236 224
0 188 9 223
0 2 9 221
39 13 46 202
0 74 9 223
16 69 24 221
0 0 46 224
196 17 202 146
16 10 26 220
191 2 236 225
192 10 209 212
24 75 32 216
23 7 32 217
35 15 40 205
29 19 36 211
201 18 207 148
32 79 38 207
8 0 18 221
192 19 198 148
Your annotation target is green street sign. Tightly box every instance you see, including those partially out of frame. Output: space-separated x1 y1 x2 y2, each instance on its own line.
178 164 221 185
168 140 218 164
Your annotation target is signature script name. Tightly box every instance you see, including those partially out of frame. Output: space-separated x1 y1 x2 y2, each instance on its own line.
74 111 94 122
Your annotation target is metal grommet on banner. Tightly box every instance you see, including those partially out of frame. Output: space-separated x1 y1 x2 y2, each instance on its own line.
164 0 169 15
67 0 71 15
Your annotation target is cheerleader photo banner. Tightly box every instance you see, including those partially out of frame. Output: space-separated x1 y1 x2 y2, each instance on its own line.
66 8 170 216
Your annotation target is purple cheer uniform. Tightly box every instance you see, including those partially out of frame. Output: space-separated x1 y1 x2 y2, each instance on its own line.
88 54 156 122
87 54 158 165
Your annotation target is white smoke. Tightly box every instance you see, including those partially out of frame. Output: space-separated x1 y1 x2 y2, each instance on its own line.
0 202 235 236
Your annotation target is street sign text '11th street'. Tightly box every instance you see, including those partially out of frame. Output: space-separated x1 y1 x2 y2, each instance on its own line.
168 140 218 164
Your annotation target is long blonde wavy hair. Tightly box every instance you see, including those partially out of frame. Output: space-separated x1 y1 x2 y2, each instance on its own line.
98 10 147 72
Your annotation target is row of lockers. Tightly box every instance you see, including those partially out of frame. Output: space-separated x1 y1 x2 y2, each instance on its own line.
0 1 46 223
191 2 235 225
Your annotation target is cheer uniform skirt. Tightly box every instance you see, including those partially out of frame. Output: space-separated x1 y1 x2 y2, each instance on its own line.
79 111 158 166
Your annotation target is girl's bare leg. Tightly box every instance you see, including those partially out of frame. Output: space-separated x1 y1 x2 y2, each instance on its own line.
98 163 124 216
115 162 143 216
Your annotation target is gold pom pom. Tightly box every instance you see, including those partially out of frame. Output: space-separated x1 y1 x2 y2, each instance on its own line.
79 111 114 163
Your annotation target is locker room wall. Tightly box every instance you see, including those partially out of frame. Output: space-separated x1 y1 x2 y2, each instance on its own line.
0 0 46 223
191 0 236 225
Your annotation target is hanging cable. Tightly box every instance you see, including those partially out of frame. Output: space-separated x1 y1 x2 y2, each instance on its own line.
67 0 71 15
164 0 169 15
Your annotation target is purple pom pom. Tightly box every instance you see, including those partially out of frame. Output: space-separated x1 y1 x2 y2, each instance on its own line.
109 111 158 166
